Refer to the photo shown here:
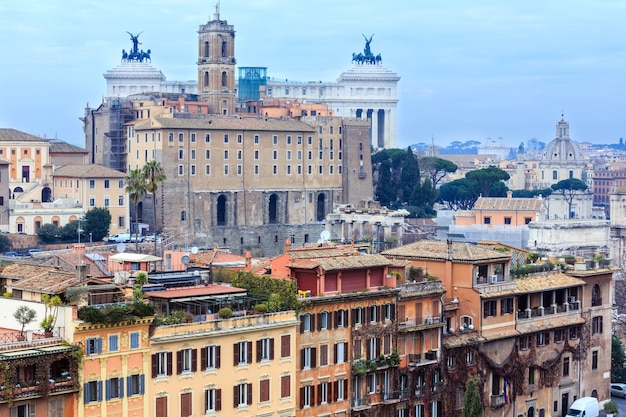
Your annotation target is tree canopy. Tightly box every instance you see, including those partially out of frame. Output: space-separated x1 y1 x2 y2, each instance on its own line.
461 376 483 417
84 207 112 242
419 157 458 187
437 178 480 210
465 167 510 197
612 334 626 383
551 178 588 218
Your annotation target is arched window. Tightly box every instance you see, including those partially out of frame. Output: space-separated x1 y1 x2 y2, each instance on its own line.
221 71 227 87
316 193 326 222
268 194 278 224
204 72 209 89
221 40 227 57
181 211 186 221
42 186 52 202
204 41 209 57
592 284 601 306
217 195 226 226
527 407 535 417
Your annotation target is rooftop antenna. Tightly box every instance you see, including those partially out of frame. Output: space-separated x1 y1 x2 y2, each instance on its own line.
214 0 220 20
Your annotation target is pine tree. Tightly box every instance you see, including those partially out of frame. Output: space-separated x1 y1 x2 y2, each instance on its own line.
461 376 483 417
399 147 420 204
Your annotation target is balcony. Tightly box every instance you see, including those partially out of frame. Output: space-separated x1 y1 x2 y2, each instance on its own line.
431 382 444 393
382 389 410 403
351 395 371 410
592 297 603 307
516 301 580 320
414 386 427 398
490 394 505 407
408 352 438 367
399 316 442 331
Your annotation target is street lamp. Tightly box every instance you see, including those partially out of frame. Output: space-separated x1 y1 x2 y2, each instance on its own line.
77 217 87 244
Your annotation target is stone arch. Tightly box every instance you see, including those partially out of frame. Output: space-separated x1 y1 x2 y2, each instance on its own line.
221 71 227 87
268 194 278 224
316 193 326 222
527 407 535 417
592 284 601 305
13 186 23 193
204 72 209 90
51 216 60 227
16 216 25 233
204 41 209 57
221 40 227 57
33 216 43 232
217 194 227 226
68 215 78 222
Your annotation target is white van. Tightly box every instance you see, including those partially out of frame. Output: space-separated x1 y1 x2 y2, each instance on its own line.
108 233 130 243
566 397 599 417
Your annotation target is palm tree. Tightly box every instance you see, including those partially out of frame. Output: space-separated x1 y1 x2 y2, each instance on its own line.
142 161 167 255
125 168 147 252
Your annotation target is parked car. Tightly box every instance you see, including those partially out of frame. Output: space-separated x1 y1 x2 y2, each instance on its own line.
108 233 131 243
27 249 42 256
145 235 162 243
129 234 145 243
3 252 19 257
611 382 626 398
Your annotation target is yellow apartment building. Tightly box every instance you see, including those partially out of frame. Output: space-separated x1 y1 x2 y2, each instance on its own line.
53 164 128 235
149 311 299 417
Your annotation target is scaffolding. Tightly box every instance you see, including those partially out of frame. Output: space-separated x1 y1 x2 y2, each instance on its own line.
107 99 134 172
237 67 267 102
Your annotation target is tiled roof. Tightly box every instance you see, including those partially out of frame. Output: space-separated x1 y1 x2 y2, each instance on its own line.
287 245 362 260
0 263 61 280
9 270 78 294
514 273 586 293
194 250 247 266
286 253 390 272
49 140 88 154
146 284 246 299
381 240 510 263
0 129 48 143
53 164 126 178
473 196 543 211
135 116 316 133
53 252 111 278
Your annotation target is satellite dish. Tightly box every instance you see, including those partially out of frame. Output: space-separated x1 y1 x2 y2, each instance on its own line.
191 246 199 254
116 243 126 253
181 255 190 265
320 230 331 241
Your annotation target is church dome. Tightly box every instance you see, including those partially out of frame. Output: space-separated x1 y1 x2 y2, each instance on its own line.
540 117 584 163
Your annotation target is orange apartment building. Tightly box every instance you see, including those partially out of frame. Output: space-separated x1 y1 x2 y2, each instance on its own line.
382 240 613 417
268 242 401 417
453 193 543 227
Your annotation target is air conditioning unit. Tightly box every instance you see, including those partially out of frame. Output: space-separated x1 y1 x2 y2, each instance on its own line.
425 317 433 325
490 275 498 283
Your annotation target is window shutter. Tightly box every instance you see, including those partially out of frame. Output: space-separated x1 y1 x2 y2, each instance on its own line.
334 343 338 364
233 343 239 366
390 304 396 321
300 316 305 333
328 313 333 330
233 386 239 408
97 381 102 401
300 349 306 370
256 340 262 362
84 383 90 404
139 375 145 394
310 314 316 332
106 379 111 400
191 349 197 372
216 346 221 368
311 385 317 406
376 337 382 357
167 352 173 375
366 340 371 359
343 379 348 399
247 383 252 405
269 338 275 360
333 380 338 402
126 376 131 397
317 313 322 331
247 341 252 364
204 390 209 412
344 343 349 362
176 350 183 374
201 347 207 370
334 311 339 328
299 387 305 409
119 378 124 398
317 383 322 405
377 305 381 322
151 354 157 379
28 404 35 417
351 309 356 325
311 347 317 368
216 389 222 411
97 338 103 354
398 305 405 322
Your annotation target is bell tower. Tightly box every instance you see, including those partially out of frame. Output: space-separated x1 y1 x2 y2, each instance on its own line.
197 2 236 115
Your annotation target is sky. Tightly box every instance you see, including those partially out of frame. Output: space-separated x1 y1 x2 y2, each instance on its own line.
1 0 626 149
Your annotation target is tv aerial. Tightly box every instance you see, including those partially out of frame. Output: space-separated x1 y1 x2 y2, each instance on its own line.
116 243 126 253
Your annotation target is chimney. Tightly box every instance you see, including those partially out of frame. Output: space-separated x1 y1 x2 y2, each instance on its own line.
285 238 291 252
507 191 513 199
446 239 453 261
245 251 252 270
72 244 86 257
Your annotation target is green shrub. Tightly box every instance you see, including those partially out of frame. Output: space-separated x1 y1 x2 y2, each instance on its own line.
218 307 233 319
604 400 618 414
253 303 268 314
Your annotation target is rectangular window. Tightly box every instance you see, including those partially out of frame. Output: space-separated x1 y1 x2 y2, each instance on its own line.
178 133 184 142
528 367 535 385
223 134 229 143
235 341 252 365
85 381 102 403
273 165 277 175
319 344 328 367
86 337 102 355
104 198 110 207
562 357 570 377
260 379 270 403
237 134 243 143
369 305 378 323
126 374 144 396
281 375 291 399
109 335 119 352
336 310 347 328
554 328 566 343
519 335 532 350
178 165 183 175
254 135 259 144
257 338 273 362
104 179 110 189
235 383 251 407
570 326 580 340
301 347 316 369
154 352 171 377
319 381 328 404
205 133 211 143
118 217 125 227
129 332 139 349
504 217 512 225
205 149 211 159
203 345 220 370
118 195 124 206
592 350 598 370
484 217 491 224
169 133 174 142
191 165 196 175
592 316 603 334
224 150 229 160
368 373 377 393
156 397 167 417
354 307 363 325
180 392 192 417
178 348 195 373
273 135 278 145
224 165 229 175
191 149 196 160
89 179 95 189
254 165 259 175
287 135 292 145
537 332 550 346
525 217 532 224
254 150 259 160
237 165 242 175
205 388 221 412
368 337 379 360
205 165 210 175
337 379 346 400
106 377 124 400
301 385 312 408
118 180 124 188
501 298 514 314
484 300 497 317
281 334 291 358
335 342 348 364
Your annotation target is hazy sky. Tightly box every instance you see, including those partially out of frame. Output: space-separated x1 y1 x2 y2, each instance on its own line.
1 0 626 149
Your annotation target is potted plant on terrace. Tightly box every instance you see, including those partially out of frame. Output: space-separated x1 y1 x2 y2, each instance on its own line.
13 306 36 341
40 294 62 337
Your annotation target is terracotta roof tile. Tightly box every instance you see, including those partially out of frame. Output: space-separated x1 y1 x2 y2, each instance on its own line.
49 140 88 154
8 270 78 294
0 263 61 280
473 196 543 211
382 240 510 263
0 129 48 143
53 164 126 178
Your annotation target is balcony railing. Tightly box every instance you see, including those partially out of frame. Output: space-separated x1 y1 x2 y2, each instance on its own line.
516 301 580 320
491 394 505 407
592 297 603 307
414 386 427 397
351 395 371 409
399 316 442 330
408 352 438 367
382 389 410 402
431 383 444 393
476 275 505 285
